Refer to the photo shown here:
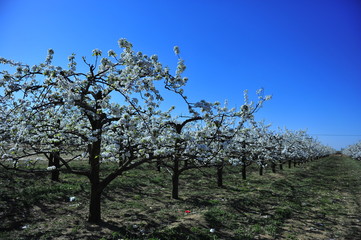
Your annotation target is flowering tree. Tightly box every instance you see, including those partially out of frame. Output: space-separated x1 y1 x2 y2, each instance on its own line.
225 124 335 180
158 102 239 198
275 129 335 167
153 89 271 198
342 141 361 160
224 120 273 178
206 92 271 186
0 39 197 223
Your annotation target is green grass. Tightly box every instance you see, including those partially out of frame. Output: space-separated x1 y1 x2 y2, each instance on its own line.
0 155 361 239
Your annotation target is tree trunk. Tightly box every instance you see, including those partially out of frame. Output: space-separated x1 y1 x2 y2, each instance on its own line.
259 165 264 176
184 159 188 168
279 162 283 170
156 158 161 172
288 160 292 168
87 92 105 223
172 172 180 199
271 163 276 173
47 152 60 182
52 152 60 181
51 121 61 181
242 164 247 180
88 137 102 223
171 158 180 199
88 183 102 223
217 164 223 187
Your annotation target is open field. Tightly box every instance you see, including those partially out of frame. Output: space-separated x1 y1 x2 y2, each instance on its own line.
1 155 361 240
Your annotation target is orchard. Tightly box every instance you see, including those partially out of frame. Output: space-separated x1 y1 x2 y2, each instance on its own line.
0 39 339 227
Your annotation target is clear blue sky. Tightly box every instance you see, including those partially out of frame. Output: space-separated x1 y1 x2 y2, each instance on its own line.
1 0 360 150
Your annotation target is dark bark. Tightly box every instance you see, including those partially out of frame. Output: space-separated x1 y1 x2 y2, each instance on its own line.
217 164 223 187
172 174 180 199
271 163 276 173
50 120 61 181
171 157 180 199
167 117 203 199
242 164 247 180
51 152 60 181
259 165 264 176
156 158 161 172
87 128 102 223
288 160 292 168
47 152 60 181
88 182 102 223
279 162 283 170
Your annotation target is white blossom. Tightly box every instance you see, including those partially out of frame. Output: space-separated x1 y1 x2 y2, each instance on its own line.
47 166 56 171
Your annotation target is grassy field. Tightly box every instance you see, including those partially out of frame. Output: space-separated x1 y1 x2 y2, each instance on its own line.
1 155 361 240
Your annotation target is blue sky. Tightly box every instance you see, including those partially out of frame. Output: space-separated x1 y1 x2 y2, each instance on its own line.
1 0 360 150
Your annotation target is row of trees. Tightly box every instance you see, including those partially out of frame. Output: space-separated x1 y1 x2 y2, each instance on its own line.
223 123 335 178
342 141 361 160
0 39 334 223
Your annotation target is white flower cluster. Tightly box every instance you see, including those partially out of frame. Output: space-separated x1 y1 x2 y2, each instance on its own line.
219 121 335 170
47 166 56 171
0 38 336 191
342 141 361 160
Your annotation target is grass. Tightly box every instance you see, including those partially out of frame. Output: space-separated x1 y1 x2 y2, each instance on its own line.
0 154 361 239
